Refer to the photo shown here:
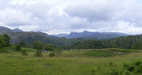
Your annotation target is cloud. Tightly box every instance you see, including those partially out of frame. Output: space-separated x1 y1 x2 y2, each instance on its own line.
0 0 141 34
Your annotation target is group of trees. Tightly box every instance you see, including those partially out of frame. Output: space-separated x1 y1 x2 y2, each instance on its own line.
0 34 10 48
0 34 56 57
33 41 57 57
1 33 142 57
70 35 142 49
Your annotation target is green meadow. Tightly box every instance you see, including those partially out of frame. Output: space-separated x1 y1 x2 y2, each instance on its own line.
0 48 142 75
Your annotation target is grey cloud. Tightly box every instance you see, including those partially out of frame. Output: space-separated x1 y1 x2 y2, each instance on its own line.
65 6 113 22
0 0 141 34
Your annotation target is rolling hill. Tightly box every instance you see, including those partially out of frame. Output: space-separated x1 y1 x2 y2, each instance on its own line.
0 26 131 49
0 26 69 47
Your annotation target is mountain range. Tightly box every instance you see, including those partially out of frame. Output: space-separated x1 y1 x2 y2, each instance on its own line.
55 31 127 40
0 26 129 47
0 26 63 45
0 26 23 33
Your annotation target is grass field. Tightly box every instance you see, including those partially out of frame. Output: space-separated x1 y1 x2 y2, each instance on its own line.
0 48 142 75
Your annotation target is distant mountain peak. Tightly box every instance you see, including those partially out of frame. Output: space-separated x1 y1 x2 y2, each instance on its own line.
0 26 12 34
0 26 24 33
55 31 128 40
0 26 10 30
13 28 23 32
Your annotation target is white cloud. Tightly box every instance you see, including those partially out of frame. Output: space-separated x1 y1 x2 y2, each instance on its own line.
0 0 141 34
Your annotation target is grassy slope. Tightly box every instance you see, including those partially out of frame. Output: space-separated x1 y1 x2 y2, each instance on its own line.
0 49 142 75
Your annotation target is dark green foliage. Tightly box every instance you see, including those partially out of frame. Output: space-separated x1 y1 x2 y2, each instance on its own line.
132 40 142 49
33 41 44 57
123 61 142 74
33 41 57 57
91 69 96 75
72 40 104 49
0 38 6 48
21 49 28 56
70 35 142 49
0 34 11 48
49 52 55 57
19 42 26 48
128 66 135 72
3 34 10 47
33 41 44 50
45 44 54 51
15 44 22 51
89 61 142 75
35 50 42 57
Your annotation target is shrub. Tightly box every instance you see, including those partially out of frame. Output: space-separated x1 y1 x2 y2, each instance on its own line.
15 44 22 51
33 41 44 57
35 50 43 57
49 52 55 57
134 61 142 66
123 61 142 74
45 44 54 51
21 49 28 56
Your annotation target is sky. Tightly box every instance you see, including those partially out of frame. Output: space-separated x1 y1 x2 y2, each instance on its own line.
0 0 142 34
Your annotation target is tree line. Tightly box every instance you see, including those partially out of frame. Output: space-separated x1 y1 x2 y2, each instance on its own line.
0 34 142 56
70 35 142 49
0 34 56 57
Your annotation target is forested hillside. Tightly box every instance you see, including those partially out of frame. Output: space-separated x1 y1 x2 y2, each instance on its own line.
0 26 142 50
0 26 71 47
71 35 142 49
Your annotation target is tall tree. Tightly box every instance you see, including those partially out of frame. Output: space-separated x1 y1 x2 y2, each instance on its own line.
33 41 44 57
3 34 10 47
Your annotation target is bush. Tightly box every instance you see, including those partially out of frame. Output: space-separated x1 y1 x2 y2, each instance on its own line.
15 44 22 51
123 61 142 74
35 50 43 57
45 44 54 51
49 52 55 57
21 49 28 56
